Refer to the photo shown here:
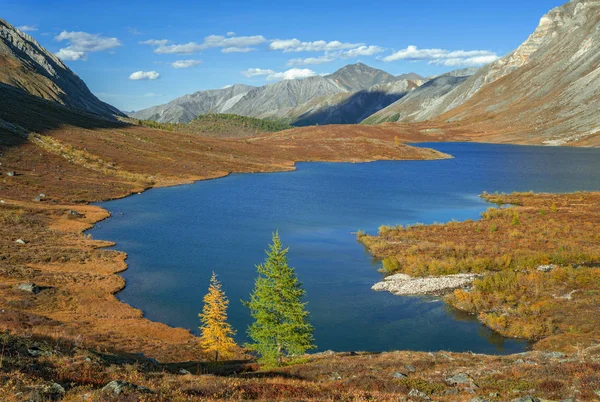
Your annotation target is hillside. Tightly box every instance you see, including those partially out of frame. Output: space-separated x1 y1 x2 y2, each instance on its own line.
364 0 600 146
437 0 600 146
131 84 255 123
0 19 122 119
131 63 424 126
362 75 470 124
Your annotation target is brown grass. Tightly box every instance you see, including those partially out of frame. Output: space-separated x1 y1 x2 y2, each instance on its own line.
2 330 600 401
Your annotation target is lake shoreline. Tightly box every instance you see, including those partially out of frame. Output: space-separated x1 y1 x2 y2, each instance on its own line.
3 137 599 362
0 134 451 362
4 137 600 401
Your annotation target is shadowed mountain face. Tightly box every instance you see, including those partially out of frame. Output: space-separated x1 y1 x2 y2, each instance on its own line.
131 63 424 125
362 76 471 124
0 19 122 119
364 0 600 146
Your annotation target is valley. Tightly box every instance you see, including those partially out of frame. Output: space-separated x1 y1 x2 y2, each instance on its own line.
1 0 600 400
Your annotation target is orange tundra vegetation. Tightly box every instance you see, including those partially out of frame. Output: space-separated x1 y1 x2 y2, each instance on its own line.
2 96 600 399
359 192 600 351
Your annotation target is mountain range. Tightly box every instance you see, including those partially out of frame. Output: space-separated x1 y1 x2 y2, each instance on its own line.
131 63 429 126
0 0 598 147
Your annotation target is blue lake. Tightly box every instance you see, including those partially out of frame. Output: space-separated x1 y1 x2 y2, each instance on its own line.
90 142 600 355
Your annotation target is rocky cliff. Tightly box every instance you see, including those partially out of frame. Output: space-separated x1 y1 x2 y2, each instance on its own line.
0 19 122 119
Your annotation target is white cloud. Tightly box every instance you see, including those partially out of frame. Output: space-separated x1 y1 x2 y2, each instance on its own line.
270 38 363 53
153 34 267 54
154 42 203 54
267 68 318 81
140 39 169 46
18 25 38 32
171 59 202 68
432 55 500 67
202 34 267 49
54 30 121 61
242 68 275 78
55 48 86 61
55 31 121 52
342 45 385 58
129 70 160 80
381 45 498 66
222 46 256 53
226 32 236 37
287 55 335 66
242 67 317 81
285 45 385 66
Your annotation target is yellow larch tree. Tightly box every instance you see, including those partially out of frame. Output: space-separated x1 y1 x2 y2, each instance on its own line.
199 272 237 361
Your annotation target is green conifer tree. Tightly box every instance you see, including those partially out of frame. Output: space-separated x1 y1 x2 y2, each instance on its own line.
244 232 315 366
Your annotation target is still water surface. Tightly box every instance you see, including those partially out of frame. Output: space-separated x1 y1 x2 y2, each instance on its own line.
90 143 600 354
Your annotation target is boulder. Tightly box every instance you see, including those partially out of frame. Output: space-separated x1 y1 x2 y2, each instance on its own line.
27 346 54 358
408 388 429 399
29 382 65 401
446 373 474 386
102 380 153 395
15 239 26 245
67 209 85 218
537 264 556 272
392 372 408 379
6 171 15 177
17 283 41 294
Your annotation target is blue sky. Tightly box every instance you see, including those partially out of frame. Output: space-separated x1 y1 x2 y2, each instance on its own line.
4 0 565 111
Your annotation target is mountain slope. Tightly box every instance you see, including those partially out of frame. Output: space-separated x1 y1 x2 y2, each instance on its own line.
362 75 470 124
131 84 255 123
226 76 345 119
293 79 421 126
0 19 122 119
437 0 600 145
132 63 424 125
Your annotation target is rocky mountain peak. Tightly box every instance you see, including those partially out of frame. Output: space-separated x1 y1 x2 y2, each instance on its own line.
326 63 399 91
0 18 122 119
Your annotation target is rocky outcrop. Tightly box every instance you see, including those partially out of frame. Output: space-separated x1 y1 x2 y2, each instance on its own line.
0 19 122 119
